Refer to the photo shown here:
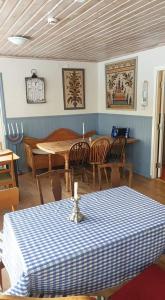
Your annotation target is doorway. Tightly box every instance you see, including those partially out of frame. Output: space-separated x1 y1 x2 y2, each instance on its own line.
0 73 7 148
155 70 165 180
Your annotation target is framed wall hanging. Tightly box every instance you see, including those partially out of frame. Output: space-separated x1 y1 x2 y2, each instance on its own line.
25 70 46 104
105 58 137 110
62 68 85 110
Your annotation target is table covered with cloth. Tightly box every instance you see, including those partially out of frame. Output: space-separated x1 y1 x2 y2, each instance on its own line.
2 186 165 296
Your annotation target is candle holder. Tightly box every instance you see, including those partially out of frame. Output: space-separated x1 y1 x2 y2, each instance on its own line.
6 122 24 174
69 195 85 223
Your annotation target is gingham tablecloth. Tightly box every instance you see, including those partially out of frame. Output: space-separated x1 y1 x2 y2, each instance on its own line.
2 186 165 296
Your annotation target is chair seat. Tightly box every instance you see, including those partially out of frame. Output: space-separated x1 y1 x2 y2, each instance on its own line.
0 173 12 182
110 264 165 300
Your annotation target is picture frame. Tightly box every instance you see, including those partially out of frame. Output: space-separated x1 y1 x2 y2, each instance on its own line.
62 68 85 110
25 77 46 104
105 58 137 110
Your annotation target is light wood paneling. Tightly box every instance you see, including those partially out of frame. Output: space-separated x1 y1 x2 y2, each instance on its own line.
0 0 165 61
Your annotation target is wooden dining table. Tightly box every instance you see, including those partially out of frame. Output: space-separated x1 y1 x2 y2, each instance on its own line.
0 149 20 186
2 186 165 297
37 136 137 191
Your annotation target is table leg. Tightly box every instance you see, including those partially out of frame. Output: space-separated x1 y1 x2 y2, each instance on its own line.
14 160 19 187
48 154 52 171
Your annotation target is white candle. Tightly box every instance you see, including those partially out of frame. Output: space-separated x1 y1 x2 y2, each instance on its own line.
21 122 24 134
74 182 78 199
82 122 85 136
16 122 19 134
11 122 14 135
7 123 10 135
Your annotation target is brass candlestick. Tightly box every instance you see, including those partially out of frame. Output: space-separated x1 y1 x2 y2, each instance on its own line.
69 195 85 223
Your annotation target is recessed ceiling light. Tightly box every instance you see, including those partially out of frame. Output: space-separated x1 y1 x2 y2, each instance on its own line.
47 17 59 24
74 0 86 3
8 36 30 45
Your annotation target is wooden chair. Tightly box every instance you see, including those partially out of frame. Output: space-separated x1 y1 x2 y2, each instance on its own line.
110 264 165 300
98 137 133 189
0 187 19 212
36 169 73 204
69 141 90 182
0 151 16 188
0 187 19 290
108 136 127 163
89 137 110 185
98 162 133 189
0 295 91 300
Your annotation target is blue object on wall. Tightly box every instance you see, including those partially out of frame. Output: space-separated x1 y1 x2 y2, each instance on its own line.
111 126 130 138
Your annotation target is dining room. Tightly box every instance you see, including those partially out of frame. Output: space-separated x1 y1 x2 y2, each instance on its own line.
1 0 165 299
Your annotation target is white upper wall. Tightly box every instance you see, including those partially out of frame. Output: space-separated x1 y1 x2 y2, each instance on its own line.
0 57 98 118
2 45 165 118
98 45 165 116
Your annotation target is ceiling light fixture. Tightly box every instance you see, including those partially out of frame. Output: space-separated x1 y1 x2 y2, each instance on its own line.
47 17 59 24
8 36 30 45
74 0 86 3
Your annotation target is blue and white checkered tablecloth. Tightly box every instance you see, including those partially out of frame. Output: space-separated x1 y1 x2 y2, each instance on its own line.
2 186 165 296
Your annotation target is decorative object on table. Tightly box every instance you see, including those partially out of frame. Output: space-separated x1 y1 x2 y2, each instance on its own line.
141 80 148 107
6 122 24 174
111 126 130 138
105 58 137 110
62 68 85 110
69 182 85 223
25 69 46 104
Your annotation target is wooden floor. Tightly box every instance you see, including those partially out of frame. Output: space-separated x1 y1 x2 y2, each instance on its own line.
2 171 165 295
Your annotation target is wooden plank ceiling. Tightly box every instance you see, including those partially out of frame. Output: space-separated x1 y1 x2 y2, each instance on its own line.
0 0 165 62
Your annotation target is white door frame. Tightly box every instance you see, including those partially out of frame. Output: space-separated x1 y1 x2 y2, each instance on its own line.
0 73 7 148
151 66 165 178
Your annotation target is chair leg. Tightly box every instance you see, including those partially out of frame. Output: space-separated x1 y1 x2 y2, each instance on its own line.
104 167 109 184
128 165 133 187
32 167 36 178
92 165 96 186
111 165 121 187
0 262 4 291
98 166 102 190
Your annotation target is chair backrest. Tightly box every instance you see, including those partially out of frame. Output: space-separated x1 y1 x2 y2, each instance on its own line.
36 169 73 205
109 137 127 163
90 137 110 164
69 141 90 167
0 151 16 186
0 187 19 212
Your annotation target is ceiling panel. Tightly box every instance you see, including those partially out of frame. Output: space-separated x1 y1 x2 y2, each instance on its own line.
0 0 165 62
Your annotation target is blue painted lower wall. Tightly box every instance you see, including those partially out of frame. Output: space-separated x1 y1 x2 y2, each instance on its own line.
98 114 152 177
6 113 152 177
